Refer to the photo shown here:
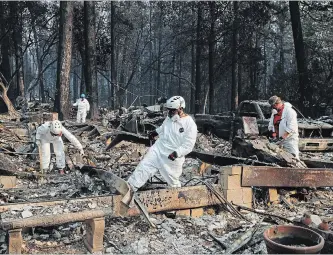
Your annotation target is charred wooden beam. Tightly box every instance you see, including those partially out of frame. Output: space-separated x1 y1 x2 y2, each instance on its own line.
301 158 333 169
187 150 275 166
105 131 150 150
242 166 333 187
0 185 222 223
1 208 112 230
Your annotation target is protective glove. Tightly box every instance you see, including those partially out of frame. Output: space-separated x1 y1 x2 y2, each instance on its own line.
79 149 85 156
168 151 178 161
35 139 41 147
148 130 158 141
275 137 284 146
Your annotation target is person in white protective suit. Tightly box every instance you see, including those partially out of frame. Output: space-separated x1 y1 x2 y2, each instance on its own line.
127 96 197 191
268 95 299 159
73 94 90 123
36 120 85 174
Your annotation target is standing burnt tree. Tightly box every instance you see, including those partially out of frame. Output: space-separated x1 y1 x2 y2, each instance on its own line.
84 1 98 120
231 1 239 111
289 1 309 112
54 1 73 120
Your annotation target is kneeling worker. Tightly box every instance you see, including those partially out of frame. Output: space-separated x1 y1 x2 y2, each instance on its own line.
128 96 197 191
268 95 299 159
36 120 85 174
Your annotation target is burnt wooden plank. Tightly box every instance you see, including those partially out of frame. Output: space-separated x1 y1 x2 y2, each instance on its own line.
242 166 333 187
187 150 275 167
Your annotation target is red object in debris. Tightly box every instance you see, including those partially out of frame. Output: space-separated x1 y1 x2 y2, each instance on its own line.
301 213 312 226
318 219 329 231
59 169 65 175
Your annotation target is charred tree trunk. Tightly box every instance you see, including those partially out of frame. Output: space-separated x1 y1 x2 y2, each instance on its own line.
79 49 85 94
54 1 73 120
156 4 163 100
231 1 239 111
32 25 45 103
0 78 20 118
190 6 196 113
149 5 153 105
0 3 12 100
208 2 216 114
178 53 182 96
117 36 129 108
195 2 203 114
10 2 25 98
110 1 116 109
289 1 309 112
84 1 98 120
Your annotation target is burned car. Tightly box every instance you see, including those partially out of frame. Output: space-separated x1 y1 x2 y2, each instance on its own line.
195 100 333 151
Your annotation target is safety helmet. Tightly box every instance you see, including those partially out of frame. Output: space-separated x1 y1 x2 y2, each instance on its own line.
165 96 186 109
50 120 62 135
81 93 86 98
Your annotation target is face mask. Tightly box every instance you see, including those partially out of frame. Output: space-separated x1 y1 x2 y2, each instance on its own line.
171 114 180 122
168 109 177 118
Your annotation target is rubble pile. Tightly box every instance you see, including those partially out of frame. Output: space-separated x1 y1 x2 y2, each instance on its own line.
195 133 232 155
1 104 333 254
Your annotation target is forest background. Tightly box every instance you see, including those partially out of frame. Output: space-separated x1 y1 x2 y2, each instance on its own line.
0 1 333 119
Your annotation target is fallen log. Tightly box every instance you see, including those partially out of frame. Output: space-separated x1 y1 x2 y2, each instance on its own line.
232 136 307 168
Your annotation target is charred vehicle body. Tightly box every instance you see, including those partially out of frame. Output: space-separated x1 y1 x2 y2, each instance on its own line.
195 100 333 151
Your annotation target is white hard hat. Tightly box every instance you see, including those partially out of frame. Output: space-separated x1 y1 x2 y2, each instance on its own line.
165 96 185 109
50 120 62 135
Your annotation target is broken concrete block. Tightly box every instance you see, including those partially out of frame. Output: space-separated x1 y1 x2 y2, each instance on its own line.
269 188 279 202
191 208 204 218
0 176 17 189
84 217 105 253
222 189 243 204
242 188 253 203
220 174 241 190
8 228 22 254
220 166 242 175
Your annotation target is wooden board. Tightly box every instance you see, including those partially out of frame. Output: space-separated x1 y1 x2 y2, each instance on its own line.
242 166 333 187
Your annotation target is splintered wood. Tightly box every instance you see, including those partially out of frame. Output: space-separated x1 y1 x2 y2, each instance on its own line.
232 136 307 168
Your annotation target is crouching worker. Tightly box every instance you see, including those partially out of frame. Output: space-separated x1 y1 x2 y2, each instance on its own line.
36 120 85 174
128 96 197 191
268 95 299 159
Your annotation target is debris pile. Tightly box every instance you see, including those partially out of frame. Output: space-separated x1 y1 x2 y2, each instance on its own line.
0 103 333 254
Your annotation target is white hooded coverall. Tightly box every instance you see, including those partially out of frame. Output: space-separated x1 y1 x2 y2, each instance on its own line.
268 102 299 158
128 115 197 191
73 99 90 123
36 122 83 170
